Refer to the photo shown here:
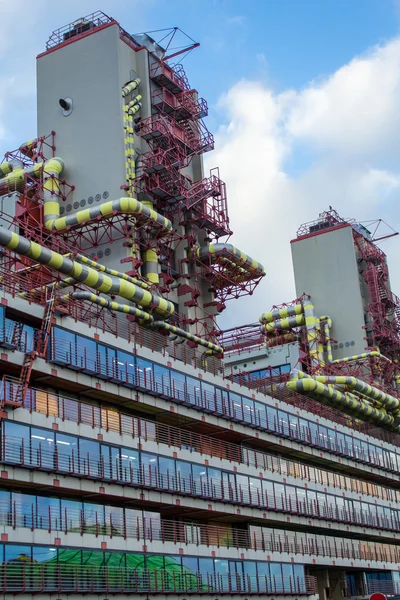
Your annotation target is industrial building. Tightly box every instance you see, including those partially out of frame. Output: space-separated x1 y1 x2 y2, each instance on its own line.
0 10 398 600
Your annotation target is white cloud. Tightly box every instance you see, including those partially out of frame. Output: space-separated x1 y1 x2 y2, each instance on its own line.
208 37 400 328
0 0 147 149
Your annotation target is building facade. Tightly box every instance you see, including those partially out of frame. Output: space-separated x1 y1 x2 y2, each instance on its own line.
0 11 398 600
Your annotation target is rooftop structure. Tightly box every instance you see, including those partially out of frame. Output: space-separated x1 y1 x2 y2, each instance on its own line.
0 12 398 600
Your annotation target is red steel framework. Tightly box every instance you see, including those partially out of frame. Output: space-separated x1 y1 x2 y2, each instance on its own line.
297 208 400 362
1 13 262 344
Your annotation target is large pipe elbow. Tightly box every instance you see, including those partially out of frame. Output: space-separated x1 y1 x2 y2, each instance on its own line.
196 244 265 279
44 157 64 176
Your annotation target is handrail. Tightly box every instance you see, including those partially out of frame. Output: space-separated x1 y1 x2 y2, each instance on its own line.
22 334 400 472
2 436 400 534
1 498 399 564
0 564 318 595
3 377 400 504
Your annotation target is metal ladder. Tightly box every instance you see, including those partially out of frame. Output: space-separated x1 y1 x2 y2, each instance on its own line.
10 285 57 407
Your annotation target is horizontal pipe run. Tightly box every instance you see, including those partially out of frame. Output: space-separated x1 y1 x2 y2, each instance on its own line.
75 254 150 290
18 277 76 300
330 351 394 365
314 375 400 412
287 376 396 431
262 314 305 333
70 292 154 322
0 229 174 318
152 321 223 355
260 303 303 324
196 244 265 279
44 193 173 236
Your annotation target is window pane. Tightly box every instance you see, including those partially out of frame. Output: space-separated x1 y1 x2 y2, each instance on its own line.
56 433 78 472
136 358 153 390
31 427 54 469
76 335 97 373
4 421 29 463
153 364 171 396
51 327 76 365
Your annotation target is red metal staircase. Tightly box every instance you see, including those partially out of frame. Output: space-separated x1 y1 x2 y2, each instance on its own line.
8 285 57 407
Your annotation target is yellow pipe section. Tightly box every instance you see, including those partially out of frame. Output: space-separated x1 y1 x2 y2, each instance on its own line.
196 244 265 280
68 291 153 322
262 314 305 332
141 200 159 285
122 78 140 98
287 375 396 430
314 375 400 411
75 254 150 290
259 301 323 369
0 229 174 318
330 351 393 365
152 321 223 356
260 303 303 324
44 192 173 236
320 316 333 363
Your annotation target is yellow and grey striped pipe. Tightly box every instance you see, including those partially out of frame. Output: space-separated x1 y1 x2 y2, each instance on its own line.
303 300 320 369
122 82 142 261
286 375 396 430
260 303 303 324
0 158 25 191
19 139 37 159
330 351 388 365
141 200 160 285
320 316 333 363
123 104 135 195
0 158 23 178
122 78 141 98
0 229 174 318
68 292 222 355
41 159 172 239
75 254 150 290
196 244 265 279
260 301 321 369
314 375 400 411
69 291 153 322
44 187 173 237
262 314 305 332
18 276 76 300
0 160 45 192
152 321 223 355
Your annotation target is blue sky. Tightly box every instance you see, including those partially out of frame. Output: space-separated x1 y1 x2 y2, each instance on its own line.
1 0 400 326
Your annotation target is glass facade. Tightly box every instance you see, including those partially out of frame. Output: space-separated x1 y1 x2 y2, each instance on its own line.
2 420 400 531
47 327 400 474
0 313 397 597
5 380 400 505
0 543 306 594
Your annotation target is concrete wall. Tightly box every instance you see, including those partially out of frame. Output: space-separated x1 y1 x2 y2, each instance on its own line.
291 226 366 359
37 24 128 208
224 343 300 378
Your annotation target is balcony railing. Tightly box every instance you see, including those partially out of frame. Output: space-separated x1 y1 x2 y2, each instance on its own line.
152 88 208 121
3 499 400 565
2 436 400 534
4 377 400 505
346 578 400 598
150 61 189 94
0 565 317 595
43 339 400 474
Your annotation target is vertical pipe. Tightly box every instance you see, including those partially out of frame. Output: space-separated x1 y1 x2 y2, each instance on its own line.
303 300 320 370
122 83 142 268
320 316 333 363
141 199 160 285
